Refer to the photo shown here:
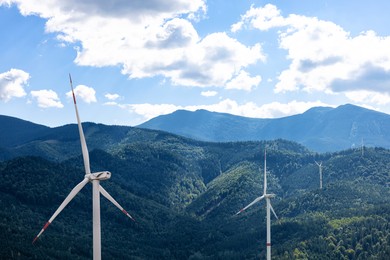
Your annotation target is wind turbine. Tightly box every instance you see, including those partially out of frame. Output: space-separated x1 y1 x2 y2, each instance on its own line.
236 149 278 260
33 74 135 260
315 161 323 189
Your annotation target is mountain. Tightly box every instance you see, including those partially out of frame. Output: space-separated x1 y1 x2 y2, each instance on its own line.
138 104 390 152
1 145 389 259
0 115 50 147
0 114 171 161
0 116 389 258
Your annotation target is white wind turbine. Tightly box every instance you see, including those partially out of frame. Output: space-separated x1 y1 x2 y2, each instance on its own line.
33 74 135 260
236 149 278 260
315 161 323 189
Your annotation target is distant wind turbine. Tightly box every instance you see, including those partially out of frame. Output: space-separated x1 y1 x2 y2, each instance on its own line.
315 161 323 189
236 149 278 260
33 74 135 260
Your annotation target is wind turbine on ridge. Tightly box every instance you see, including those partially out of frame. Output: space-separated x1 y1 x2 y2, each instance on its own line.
236 148 278 260
33 74 135 260
315 161 323 189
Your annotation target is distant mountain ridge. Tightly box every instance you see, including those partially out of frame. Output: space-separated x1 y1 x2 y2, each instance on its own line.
0 115 158 161
0 115 50 147
2 103 390 154
138 104 390 152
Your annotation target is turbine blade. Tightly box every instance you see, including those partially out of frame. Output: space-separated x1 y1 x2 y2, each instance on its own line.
99 185 135 222
315 160 322 167
32 178 89 244
69 74 91 175
236 195 264 215
269 202 278 220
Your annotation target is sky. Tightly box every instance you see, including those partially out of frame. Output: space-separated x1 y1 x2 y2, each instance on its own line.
1 0 390 127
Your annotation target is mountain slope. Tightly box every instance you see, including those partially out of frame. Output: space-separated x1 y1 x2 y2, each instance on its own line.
138 104 390 152
0 115 50 147
136 109 270 141
1 144 389 259
0 115 389 258
0 116 185 161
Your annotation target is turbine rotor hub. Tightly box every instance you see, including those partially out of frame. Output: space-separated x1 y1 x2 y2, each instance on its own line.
86 171 111 181
265 193 275 198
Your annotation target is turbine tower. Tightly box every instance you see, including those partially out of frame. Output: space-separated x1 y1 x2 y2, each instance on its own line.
236 149 278 260
315 161 323 189
33 74 135 260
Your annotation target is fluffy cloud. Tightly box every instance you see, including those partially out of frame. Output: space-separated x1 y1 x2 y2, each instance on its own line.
1 0 206 21
251 100 332 118
225 70 261 91
0 68 29 101
233 4 390 102
344 90 390 105
105 93 120 101
66 85 97 103
201 90 218 97
152 32 264 87
111 99 331 122
115 103 180 122
231 4 286 32
3 0 263 89
30 89 63 108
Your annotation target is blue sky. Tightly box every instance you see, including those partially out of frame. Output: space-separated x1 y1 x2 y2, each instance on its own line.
1 0 390 127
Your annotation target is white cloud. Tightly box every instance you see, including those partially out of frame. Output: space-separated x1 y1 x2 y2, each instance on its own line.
185 99 331 119
231 4 286 32
4 0 264 89
233 4 390 104
225 70 261 91
112 99 331 122
105 93 120 101
0 68 29 101
121 103 180 121
201 90 218 97
252 100 332 118
126 31 265 88
103 101 118 106
2 0 206 21
344 90 390 105
66 85 97 103
30 89 63 108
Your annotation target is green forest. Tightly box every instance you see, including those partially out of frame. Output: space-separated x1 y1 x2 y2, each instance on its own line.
0 126 389 259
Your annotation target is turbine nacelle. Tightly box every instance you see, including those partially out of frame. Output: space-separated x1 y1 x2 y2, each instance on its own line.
265 193 275 199
87 171 111 181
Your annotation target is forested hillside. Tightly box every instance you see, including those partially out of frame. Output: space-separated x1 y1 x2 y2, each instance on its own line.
0 125 389 259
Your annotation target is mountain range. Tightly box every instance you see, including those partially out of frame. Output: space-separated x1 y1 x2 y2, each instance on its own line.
0 113 389 259
138 104 390 152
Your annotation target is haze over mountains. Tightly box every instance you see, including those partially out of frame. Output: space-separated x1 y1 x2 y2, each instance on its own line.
138 104 390 152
